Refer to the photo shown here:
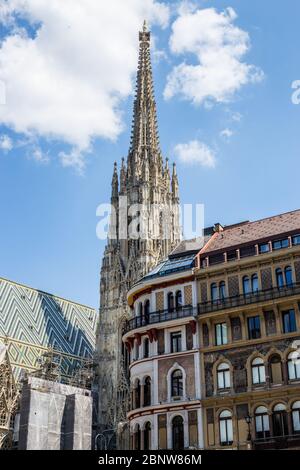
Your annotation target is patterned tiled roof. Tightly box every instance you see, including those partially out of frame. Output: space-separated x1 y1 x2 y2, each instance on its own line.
201 209 300 255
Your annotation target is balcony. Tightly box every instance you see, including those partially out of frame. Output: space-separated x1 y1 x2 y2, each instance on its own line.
124 305 197 334
253 434 300 450
197 282 300 315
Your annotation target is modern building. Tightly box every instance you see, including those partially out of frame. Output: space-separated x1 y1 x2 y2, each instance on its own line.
0 276 97 380
96 21 181 447
123 210 300 450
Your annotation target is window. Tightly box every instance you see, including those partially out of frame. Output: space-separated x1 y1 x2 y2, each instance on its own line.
285 266 293 286
251 357 266 384
134 425 141 450
171 369 183 398
251 274 259 292
269 355 282 384
143 338 149 359
276 268 284 288
215 323 228 346
219 281 226 300
282 309 297 333
144 300 150 321
292 235 300 246
217 363 231 390
175 291 183 310
259 243 270 254
171 332 182 353
272 404 288 437
273 239 289 250
243 276 251 295
143 377 151 407
247 316 261 339
134 341 139 361
211 283 218 302
144 422 151 450
292 401 300 433
288 352 300 380
219 410 233 446
138 302 143 317
168 293 174 312
172 416 184 449
255 406 270 439
134 380 141 409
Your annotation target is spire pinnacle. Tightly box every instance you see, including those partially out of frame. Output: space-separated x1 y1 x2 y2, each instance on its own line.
129 20 160 161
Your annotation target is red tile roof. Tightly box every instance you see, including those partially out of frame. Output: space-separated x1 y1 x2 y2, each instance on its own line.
201 209 300 255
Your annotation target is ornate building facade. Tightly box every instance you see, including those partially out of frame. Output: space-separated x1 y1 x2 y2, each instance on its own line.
123 210 300 450
96 23 181 445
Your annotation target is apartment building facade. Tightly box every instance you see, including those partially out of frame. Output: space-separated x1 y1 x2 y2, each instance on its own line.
123 210 300 450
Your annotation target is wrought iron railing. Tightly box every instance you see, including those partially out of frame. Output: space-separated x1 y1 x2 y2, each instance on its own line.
197 282 300 315
253 433 300 450
124 305 197 334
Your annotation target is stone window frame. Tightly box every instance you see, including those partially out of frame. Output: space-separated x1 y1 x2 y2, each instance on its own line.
246 352 267 390
166 410 189 449
212 357 234 396
167 362 187 403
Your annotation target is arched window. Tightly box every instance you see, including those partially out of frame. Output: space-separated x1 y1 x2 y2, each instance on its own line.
272 404 288 437
134 424 141 450
144 300 150 322
251 274 259 292
243 276 250 295
175 291 183 310
168 293 174 312
219 281 226 300
255 406 270 439
143 338 149 359
134 340 139 361
219 410 233 446
269 355 282 384
138 302 143 317
144 422 151 450
211 283 218 302
171 369 183 398
217 363 231 390
172 416 184 450
285 266 293 286
134 380 141 409
251 357 266 384
292 401 300 434
276 268 284 288
287 352 300 380
143 377 151 407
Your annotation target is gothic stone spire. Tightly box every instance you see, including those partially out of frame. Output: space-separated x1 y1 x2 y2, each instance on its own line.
129 22 160 167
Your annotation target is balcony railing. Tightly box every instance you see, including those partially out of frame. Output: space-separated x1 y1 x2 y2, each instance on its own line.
253 434 300 450
124 305 197 334
197 282 300 315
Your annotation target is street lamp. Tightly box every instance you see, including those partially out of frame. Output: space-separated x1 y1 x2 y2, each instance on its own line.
244 414 252 449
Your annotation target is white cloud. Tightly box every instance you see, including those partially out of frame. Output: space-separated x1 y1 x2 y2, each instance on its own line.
0 134 13 151
31 147 49 164
0 0 169 170
220 128 233 139
164 6 264 105
174 140 216 168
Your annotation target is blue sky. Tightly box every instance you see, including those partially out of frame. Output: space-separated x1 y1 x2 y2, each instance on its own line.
0 0 300 307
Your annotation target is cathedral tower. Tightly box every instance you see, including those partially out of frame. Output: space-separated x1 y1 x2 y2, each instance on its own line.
95 22 181 447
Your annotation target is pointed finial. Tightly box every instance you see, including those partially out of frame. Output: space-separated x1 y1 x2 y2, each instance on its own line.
173 162 177 175
143 20 148 33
